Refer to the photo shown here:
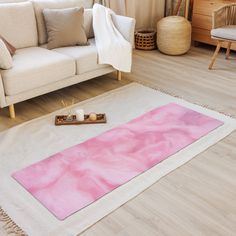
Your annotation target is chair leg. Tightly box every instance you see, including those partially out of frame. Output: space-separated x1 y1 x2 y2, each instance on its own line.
9 104 15 119
208 41 222 70
226 42 231 59
117 71 122 81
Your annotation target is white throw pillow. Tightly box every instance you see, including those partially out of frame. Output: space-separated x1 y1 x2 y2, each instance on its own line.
0 39 13 70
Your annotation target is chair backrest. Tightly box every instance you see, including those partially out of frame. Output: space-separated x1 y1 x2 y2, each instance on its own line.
213 4 236 29
224 4 236 25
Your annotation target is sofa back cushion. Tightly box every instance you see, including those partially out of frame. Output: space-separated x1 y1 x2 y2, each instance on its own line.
0 0 27 3
84 8 94 39
32 0 92 45
0 2 38 49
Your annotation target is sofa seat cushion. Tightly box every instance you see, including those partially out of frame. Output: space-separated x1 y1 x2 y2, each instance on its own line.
1 47 75 96
53 39 110 75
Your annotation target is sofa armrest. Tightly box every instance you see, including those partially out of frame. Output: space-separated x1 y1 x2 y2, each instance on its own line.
112 15 136 46
0 73 7 108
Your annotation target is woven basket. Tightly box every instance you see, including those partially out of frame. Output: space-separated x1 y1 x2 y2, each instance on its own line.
135 29 157 50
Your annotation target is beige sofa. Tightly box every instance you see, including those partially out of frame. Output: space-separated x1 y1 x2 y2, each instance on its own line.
0 0 135 118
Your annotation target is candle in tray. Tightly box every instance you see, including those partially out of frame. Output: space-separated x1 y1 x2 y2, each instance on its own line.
89 112 97 121
75 109 84 121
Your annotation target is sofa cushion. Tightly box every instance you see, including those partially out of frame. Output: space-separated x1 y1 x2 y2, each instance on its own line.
84 9 94 39
43 7 88 49
32 0 87 45
53 39 109 75
1 47 76 96
0 2 38 49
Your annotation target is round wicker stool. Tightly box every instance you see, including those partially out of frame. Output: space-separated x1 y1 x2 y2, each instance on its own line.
157 16 191 55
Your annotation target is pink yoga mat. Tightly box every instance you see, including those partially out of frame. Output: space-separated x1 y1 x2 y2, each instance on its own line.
12 103 223 220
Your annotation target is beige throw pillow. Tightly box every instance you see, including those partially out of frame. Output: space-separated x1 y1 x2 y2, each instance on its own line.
0 39 13 70
43 7 88 49
0 35 16 56
32 0 86 45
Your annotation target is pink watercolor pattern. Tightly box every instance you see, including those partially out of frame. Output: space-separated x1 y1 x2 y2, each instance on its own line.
12 103 223 220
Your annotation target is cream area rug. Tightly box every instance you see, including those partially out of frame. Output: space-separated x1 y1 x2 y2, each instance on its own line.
0 83 236 236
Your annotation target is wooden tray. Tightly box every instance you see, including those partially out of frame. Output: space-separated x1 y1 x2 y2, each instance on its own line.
55 114 107 126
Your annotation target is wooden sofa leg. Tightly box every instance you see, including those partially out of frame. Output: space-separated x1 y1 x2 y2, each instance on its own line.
226 42 231 59
117 71 122 81
9 104 15 119
208 41 222 70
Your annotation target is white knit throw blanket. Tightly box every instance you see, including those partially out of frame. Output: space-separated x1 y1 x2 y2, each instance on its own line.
93 3 132 72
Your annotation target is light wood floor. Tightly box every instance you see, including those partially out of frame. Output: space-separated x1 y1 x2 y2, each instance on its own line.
1 46 236 236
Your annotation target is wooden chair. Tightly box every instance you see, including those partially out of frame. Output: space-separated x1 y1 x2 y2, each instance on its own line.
209 4 236 69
